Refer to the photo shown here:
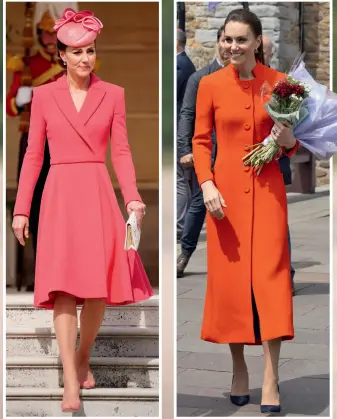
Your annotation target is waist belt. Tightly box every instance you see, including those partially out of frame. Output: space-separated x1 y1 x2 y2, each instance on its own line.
50 160 105 165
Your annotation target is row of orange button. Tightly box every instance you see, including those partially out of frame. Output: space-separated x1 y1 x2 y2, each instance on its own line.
243 116 251 193
243 82 251 153
243 88 252 194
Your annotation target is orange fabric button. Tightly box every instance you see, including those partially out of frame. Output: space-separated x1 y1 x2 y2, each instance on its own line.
244 166 250 172
244 187 250 193
244 124 251 130
245 104 251 109
243 82 250 89
244 146 250 151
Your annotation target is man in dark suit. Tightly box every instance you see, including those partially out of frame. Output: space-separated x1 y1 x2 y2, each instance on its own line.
176 28 196 119
177 25 227 277
176 28 196 240
263 35 295 294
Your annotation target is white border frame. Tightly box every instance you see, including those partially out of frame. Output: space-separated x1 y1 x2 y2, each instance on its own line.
3 1 7 418
173 1 178 418
174 1 333 419
329 0 334 415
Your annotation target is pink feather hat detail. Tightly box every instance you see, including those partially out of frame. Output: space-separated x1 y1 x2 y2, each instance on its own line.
54 8 103 47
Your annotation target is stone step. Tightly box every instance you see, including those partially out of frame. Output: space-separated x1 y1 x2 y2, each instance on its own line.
6 294 159 328
6 387 159 417
7 326 159 358
7 356 159 389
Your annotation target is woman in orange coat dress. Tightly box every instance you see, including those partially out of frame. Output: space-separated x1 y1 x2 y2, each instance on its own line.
12 8 153 413
192 9 299 413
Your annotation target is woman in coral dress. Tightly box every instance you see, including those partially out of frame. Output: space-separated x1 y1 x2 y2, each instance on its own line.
12 8 153 412
192 9 299 413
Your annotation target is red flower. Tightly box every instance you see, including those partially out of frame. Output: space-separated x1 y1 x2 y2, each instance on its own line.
273 79 305 98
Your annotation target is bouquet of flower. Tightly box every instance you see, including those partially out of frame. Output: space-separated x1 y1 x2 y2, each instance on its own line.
243 53 337 174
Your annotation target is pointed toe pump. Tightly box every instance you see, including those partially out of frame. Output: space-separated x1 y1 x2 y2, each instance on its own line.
230 376 250 406
260 384 281 413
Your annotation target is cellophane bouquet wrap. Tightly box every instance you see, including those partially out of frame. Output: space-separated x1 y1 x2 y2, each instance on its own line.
243 53 337 174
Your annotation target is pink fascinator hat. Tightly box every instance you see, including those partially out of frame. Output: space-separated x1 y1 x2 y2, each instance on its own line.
54 8 103 47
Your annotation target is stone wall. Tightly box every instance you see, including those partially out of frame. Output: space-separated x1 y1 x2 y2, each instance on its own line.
303 2 330 186
183 1 330 188
185 2 300 72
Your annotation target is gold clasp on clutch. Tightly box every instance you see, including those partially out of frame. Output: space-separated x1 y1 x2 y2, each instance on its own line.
125 224 134 249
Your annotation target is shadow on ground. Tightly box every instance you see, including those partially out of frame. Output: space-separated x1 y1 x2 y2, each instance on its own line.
177 374 329 417
293 261 322 269
180 271 207 277
294 282 329 296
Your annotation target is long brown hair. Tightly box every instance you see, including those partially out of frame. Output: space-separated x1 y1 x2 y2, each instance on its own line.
57 39 68 68
224 8 265 65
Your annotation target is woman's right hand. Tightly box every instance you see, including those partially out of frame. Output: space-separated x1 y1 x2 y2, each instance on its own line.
201 180 226 220
12 215 29 246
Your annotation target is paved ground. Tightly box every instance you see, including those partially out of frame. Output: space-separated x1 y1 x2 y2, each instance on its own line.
177 187 330 417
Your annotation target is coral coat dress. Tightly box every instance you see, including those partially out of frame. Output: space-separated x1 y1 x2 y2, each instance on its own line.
14 74 153 309
192 61 297 344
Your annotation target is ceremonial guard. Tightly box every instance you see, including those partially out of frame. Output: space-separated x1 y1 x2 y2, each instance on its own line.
7 3 90 291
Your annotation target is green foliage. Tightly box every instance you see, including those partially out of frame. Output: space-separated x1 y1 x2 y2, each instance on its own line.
162 0 173 162
332 0 337 92
332 0 336 169
0 2 3 150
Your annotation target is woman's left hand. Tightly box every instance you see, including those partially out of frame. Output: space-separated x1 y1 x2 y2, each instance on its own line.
271 121 297 150
126 201 146 228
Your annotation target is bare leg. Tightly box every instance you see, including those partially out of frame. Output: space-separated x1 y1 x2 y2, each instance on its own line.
76 298 106 388
53 293 80 412
229 343 249 395
261 338 281 405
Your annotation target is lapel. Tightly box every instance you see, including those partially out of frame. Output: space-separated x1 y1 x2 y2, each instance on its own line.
52 74 106 152
210 59 221 73
80 74 106 125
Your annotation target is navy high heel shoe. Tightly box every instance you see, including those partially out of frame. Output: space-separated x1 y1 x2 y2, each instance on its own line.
260 384 281 413
230 375 250 407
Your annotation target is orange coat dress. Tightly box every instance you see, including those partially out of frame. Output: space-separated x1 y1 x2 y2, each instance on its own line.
192 61 297 345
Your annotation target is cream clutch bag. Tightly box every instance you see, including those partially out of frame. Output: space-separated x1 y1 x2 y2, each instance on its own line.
124 211 141 251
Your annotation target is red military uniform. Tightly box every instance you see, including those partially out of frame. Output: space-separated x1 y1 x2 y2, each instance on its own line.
7 6 101 291
6 46 64 118
7 46 64 290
